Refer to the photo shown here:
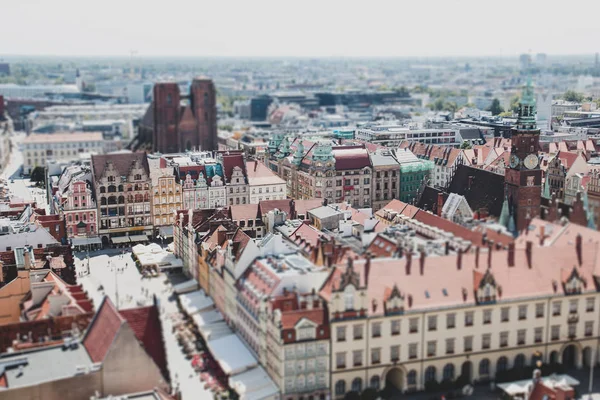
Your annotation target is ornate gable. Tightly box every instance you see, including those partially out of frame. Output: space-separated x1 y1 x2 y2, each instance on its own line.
475 269 499 304
338 258 360 291
563 267 585 295
384 284 405 314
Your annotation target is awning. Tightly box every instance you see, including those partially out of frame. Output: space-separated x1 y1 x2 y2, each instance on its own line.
71 237 103 246
198 321 232 342
229 366 280 400
111 236 131 244
497 375 580 396
173 279 199 294
179 290 214 315
192 309 224 327
158 226 173 238
207 334 258 375
129 234 149 243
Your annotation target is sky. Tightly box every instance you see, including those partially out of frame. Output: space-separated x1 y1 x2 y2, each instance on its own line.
2 0 599 58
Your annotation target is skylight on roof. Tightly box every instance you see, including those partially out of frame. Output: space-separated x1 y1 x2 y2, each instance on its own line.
442 289 448 296
425 290 430 298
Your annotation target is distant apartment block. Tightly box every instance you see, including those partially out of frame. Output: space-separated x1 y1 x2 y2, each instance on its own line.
356 124 461 147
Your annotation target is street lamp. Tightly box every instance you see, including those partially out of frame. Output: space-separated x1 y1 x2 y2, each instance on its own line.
111 260 125 310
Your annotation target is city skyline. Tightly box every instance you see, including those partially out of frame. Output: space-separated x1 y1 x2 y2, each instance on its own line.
3 0 600 57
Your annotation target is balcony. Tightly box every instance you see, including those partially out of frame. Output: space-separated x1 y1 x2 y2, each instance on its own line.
568 314 579 324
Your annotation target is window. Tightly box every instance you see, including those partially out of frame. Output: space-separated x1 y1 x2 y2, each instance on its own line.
336 352 346 369
353 325 363 340
391 319 400 335
551 325 560 341
336 326 346 342
482 334 491 349
335 380 345 396
534 327 543 343
409 343 417 359
446 338 455 354
518 305 527 320
425 366 436 383
585 321 594 337
568 324 576 338
517 329 526 345
552 301 561 316
344 291 353 310
351 378 362 393
569 299 578 314
443 364 455 381
464 336 473 352
428 315 437 331
536 303 544 318
372 322 381 338
427 341 436 357
446 313 455 329
370 375 380 390
353 350 363 367
409 317 418 333
390 345 400 362
483 309 492 324
501 307 509 322
479 359 490 377
371 348 381 364
465 311 474 327
500 331 508 347
586 298 595 313
407 370 417 386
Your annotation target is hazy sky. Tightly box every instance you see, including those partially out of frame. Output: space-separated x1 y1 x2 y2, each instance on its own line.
2 0 598 57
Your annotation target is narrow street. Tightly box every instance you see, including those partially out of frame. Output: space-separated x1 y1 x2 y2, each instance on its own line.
74 250 213 400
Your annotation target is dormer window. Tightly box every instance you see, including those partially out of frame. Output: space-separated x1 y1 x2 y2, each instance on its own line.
476 270 497 304
564 268 584 295
344 286 354 311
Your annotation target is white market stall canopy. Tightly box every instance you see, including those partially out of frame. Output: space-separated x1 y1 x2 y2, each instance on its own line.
228 366 280 400
179 290 214 315
207 334 258 375
497 375 580 396
71 237 102 246
173 279 199 294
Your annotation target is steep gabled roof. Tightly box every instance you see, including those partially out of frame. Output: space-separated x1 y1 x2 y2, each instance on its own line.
222 154 247 183
91 152 150 181
83 297 123 363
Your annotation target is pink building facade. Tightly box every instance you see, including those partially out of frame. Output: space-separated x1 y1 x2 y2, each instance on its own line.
63 181 98 238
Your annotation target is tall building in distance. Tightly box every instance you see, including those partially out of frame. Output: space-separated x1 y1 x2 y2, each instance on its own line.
504 77 542 232
139 77 217 154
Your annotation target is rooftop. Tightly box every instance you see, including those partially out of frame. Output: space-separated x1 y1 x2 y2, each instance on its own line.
23 132 104 144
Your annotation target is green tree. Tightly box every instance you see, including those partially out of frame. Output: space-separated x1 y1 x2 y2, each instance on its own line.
30 166 46 184
563 90 584 103
488 98 504 115
343 391 361 400
460 141 472 149
443 101 458 113
510 95 520 113
499 111 513 118
360 388 379 400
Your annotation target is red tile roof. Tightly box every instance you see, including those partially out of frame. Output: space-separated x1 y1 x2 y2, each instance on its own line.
222 154 247 183
229 204 259 222
333 147 371 170
120 305 169 380
280 308 328 330
83 298 123 363
91 152 150 181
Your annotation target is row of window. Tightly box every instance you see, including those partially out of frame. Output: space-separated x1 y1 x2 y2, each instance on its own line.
337 298 596 340
335 322 594 368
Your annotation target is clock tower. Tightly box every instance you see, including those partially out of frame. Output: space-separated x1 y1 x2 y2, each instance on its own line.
505 76 542 233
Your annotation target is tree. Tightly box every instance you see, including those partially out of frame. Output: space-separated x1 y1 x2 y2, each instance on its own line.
30 166 45 184
343 391 361 400
499 111 513 118
460 141 472 150
360 388 379 400
510 95 520 113
488 98 504 115
563 90 584 103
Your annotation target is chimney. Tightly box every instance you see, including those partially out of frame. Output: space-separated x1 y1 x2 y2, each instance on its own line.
475 246 480 268
507 242 515 267
364 253 371 286
254 159 258 172
540 225 546 246
462 288 468 302
456 250 462 270
437 193 444 216
405 250 412 275
487 240 494 268
407 295 413 308
371 299 377 313
419 251 425 275
576 234 582 266
525 241 533 269
552 280 558 293
445 241 449 255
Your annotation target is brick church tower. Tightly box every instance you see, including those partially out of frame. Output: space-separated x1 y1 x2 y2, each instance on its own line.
150 78 217 154
504 77 542 233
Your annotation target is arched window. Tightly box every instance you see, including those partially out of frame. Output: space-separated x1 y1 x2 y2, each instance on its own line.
479 359 490 376
497 357 508 372
370 375 380 390
118 185 123 192
335 380 345 396
514 354 525 369
443 363 455 381
407 370 417 386
100 186 106 194
425 366 437 383
108 196 117 205
100 197 107 206
108 185 116 193
351 378 362 393
144 193 149 202
118 196 125 204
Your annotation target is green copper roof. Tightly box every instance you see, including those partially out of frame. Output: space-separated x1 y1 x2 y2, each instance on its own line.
542 177 551 199
499 196 510 228
292 140 304 166
516 75 537 130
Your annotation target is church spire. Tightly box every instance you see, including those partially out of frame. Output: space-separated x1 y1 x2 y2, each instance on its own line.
542 176 551 199
499 196 510 228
